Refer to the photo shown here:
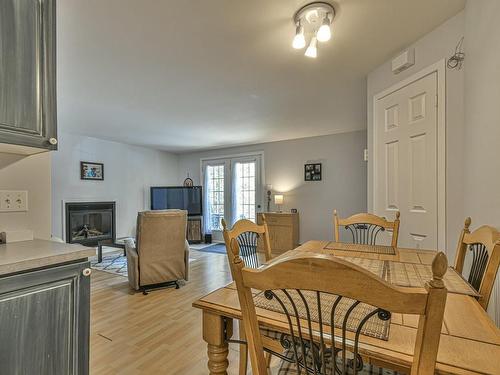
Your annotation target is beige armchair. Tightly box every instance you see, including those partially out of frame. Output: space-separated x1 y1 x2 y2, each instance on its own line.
125 210 190 293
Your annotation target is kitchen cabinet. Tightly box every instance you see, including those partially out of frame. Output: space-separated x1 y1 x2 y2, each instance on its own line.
0 239 94 375
0 0 57 153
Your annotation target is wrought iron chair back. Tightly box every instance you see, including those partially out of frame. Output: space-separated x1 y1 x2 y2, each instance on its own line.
333 211 400 247
222 216 272 270
454 217 500 309
230 241 448 375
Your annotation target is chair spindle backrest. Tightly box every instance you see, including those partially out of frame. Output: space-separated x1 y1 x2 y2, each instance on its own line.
334 210 400 247
454 217 500 309
222 216 272 271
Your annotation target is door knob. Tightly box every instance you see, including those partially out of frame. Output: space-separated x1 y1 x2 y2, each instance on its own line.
49 138 58 145
82 268 92 277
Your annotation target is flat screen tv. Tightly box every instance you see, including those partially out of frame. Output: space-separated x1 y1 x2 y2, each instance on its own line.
150 186 203 216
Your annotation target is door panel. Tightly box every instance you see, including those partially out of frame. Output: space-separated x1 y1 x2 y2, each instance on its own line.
375 72 438 249
0 261 90 375
385 141 399 211
231 157 261 224
203 162 226 241
0 0 58 150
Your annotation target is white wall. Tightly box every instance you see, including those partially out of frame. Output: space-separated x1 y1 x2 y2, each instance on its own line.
367 11 465 255
463 0 500 324
51 131 179 239
177 131 367 242
0 152 52 239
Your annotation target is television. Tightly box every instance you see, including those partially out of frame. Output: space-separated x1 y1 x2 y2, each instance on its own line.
150 186 203 216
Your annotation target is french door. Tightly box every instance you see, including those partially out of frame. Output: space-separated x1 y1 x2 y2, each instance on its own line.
202 155 262 241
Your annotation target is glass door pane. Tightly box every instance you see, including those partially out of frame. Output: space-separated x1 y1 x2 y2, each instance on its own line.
233 161 257 222
204 164 225 235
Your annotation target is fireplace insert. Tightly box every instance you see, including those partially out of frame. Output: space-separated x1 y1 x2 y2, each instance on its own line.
65 202 116 246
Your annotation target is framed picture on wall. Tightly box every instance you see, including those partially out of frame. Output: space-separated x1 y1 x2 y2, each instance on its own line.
80 161 104 181
304 163 322 181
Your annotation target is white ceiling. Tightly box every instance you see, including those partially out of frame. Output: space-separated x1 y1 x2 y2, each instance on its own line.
57 0 465 153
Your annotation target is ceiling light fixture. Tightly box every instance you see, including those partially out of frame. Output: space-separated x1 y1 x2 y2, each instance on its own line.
292 22 306 49
292 2 335 59
305 36 318 58
317 14 332 42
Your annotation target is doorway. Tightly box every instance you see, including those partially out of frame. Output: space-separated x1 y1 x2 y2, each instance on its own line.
201 153 263 242
373 61 446 250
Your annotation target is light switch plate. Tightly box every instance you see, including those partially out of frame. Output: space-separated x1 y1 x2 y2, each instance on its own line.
0 190 28 212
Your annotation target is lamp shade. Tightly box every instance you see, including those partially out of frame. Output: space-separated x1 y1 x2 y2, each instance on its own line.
274 194 284 205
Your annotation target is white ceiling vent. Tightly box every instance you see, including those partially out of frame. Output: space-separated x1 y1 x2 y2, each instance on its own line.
392 48 415 74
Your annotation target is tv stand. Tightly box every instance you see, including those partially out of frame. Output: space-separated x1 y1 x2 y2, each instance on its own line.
187 217 202 244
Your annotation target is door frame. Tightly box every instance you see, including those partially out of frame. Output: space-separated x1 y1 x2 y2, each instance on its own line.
372 59 446 252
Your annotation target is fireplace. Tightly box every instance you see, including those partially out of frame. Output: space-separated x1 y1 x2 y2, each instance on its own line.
65 202 116 246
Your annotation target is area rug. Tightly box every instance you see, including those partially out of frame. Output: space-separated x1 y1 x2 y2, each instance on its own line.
91 251 200 278
195 243 227 254
91 253 128 277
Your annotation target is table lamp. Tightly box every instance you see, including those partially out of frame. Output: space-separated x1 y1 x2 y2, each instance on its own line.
274 194 284 213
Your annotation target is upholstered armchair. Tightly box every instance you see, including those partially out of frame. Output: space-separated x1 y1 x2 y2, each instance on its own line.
124 210 190 293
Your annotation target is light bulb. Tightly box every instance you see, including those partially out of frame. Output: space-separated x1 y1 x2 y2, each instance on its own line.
305 37 317 58
317 15 331 42
292 24 306 49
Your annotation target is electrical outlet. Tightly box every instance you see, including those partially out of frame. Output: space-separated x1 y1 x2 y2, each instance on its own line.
0 191 28 212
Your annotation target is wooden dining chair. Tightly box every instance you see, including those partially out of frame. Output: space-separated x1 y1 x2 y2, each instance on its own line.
222 216 276 375
454 217 500 310
230 239 448 375
334 210 401 247
222 216 272 268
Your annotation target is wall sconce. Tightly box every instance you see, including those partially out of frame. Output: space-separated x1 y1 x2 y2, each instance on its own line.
274 194 284 213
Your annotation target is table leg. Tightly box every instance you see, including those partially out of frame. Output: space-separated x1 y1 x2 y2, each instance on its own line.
202 311 233 375
97 242 103 263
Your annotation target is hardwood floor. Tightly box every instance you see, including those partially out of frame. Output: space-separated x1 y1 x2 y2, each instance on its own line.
90 249 240 374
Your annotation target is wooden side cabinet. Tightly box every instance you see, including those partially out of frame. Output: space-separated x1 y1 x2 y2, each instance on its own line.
257 212 300 255
0 260 90 375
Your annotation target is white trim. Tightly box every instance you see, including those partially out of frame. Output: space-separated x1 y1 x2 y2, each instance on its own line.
199 151 266 235
199 151 265 163
199 151 266 207
372 59 446 253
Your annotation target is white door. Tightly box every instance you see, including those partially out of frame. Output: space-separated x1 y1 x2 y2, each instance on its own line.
202 155 262 241
374 72 438 249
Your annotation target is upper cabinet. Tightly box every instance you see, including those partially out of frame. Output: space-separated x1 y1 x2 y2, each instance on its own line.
0 0 57 153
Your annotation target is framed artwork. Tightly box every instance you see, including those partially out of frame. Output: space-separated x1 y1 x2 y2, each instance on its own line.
80 161 104 181
304 163 322 181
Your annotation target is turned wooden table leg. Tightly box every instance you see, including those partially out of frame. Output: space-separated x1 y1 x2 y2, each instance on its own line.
203 311 233 375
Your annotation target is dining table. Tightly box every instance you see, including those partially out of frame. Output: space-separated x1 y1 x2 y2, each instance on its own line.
192 240 500 375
